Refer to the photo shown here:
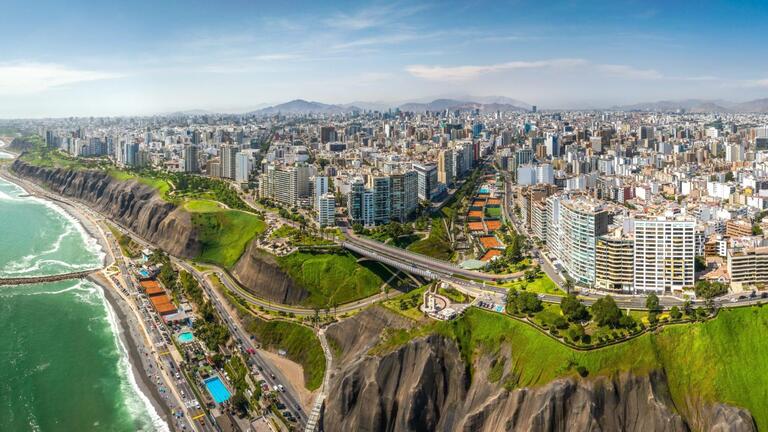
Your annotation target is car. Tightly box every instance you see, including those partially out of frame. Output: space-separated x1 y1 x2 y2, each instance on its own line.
738 295 747 300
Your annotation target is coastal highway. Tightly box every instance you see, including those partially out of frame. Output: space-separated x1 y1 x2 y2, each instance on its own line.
174 260 310 428
93 210 309 429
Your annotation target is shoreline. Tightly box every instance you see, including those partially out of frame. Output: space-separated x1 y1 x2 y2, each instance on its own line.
1 167 174 431
0 168 112 268
90 272 176 431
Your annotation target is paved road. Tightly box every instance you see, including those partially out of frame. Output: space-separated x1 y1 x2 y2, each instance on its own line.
175 260 309 429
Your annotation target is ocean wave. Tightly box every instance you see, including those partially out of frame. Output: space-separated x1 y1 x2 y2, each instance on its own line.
97 283 170 432
0 178 105 277
0 280 98 298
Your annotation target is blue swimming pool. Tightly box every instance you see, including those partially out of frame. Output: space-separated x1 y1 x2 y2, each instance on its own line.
479 187 490 194
204 376 231 403
178 332 194 343
138 269 150 278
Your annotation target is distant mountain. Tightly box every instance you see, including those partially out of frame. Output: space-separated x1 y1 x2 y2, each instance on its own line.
161 109 215 117
611 98 768 113
398 98 530 113
732 98 768 113
250 99 361 115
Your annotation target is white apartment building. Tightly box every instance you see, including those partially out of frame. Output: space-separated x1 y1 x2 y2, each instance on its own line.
633 216 695 293
317 193 336 227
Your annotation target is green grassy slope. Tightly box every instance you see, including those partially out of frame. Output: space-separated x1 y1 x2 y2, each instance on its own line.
193 210 266 268
244 317 324 390
375 306 768 429
277 251 391 308
408 215 453 260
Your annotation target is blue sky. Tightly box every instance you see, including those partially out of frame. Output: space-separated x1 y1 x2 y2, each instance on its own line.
1 0 767 117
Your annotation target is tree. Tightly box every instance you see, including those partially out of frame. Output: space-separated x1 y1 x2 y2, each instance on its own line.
560 294 589 322
725 171 735 182
231 392 249 416
694 256 707 273
513 291 542 314
591 296 622 327
566 323 586 342
694 280 728 299
563 279 574 294
645 293 660 312
618 314 636 329
670 306 682 320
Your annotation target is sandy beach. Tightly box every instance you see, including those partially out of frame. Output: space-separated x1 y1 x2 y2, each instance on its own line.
92 272 177 430
1 166 176 431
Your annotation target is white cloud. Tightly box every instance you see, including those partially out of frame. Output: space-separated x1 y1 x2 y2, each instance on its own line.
324 2 431 30
0 62 121 95
595 64 663 80
406 59 587 81
406 59 672 82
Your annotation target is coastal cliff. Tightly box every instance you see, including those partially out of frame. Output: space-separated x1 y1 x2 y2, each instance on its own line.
321 309 756 432
11 160 201 258
232 240 309 304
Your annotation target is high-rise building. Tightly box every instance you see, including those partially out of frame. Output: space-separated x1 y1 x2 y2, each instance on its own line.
317 193 336 227
413 163 437 201
438 149 454 186
545 134 559 158
235 152 252 183
390 171 418 222
220 144 238 179
347 178 365 224
551 196 610 285
633 216 695 293
313 176 329 210
320 126 336 144
183 144 199 173
595 230 634 292
368 176 391 224
123 142 139 167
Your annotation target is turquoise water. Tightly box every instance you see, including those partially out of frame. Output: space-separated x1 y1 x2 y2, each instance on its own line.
479 187 490 194
0 177 167 430
178 332 194 343
205 376 230 403
204 376 231 403
0 178 105 278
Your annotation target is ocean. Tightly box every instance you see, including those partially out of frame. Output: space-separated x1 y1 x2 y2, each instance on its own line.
0 176 167 431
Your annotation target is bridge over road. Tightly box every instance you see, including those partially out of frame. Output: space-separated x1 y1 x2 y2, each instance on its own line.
0 269 99 286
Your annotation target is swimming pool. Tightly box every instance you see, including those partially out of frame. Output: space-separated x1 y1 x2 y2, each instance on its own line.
204 376 231 404
178 332 194 343
479 187 490 194
138 269 150 278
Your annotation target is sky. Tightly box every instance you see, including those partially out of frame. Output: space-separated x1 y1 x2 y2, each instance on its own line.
2 0 768 117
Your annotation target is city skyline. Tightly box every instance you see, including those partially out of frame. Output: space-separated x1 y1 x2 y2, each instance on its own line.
3 0 768 118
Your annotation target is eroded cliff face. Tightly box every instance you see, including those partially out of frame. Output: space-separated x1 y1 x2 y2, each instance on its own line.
232 240 309 304
12 160 200 258
321 310 756 432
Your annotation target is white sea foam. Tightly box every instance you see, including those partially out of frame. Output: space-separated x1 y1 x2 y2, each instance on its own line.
97 283 170 432
0 177 105 276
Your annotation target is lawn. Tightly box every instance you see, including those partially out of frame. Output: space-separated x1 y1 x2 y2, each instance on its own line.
407 215 453 260
184 199 226 213
193 210 266 268
243 316 325 391
499 273 564 296
485 207 502 218
382 285 428 320
373 305 768 430
277 251 391 308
